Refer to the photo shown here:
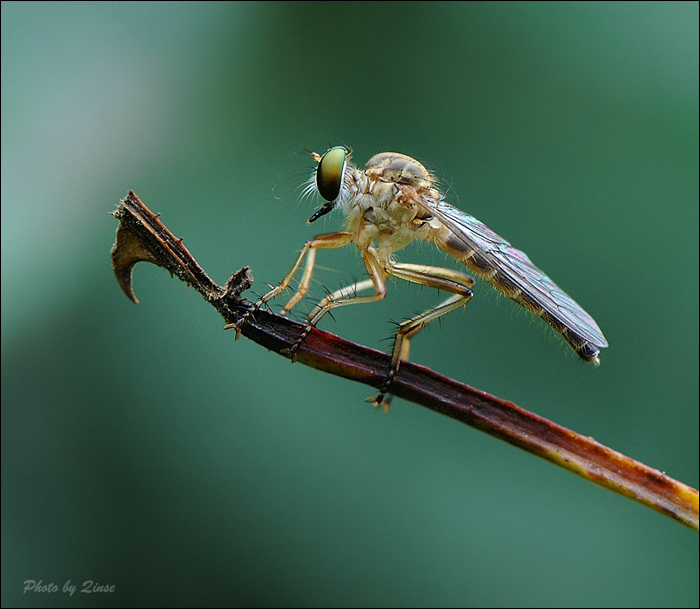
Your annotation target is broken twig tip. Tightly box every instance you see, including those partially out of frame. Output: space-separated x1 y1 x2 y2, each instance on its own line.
111 224 159 304
223 267 254 300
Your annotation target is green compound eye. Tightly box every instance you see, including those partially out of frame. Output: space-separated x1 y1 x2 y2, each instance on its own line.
316 146 347 201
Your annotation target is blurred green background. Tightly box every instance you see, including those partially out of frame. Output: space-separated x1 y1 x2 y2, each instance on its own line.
2 2 697 607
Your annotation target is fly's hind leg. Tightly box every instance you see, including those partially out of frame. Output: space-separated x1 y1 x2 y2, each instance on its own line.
368 263 475 410
224 231 354 338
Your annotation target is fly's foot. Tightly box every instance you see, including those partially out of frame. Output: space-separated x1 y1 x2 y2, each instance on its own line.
280 324 314 362
223 317 248 339
364 367 397 412
364 393 392 413
223 300 265 338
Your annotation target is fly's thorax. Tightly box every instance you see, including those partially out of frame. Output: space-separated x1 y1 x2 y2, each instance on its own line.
356 182 429 231
344 166 401 221
364 152 434 191
333 150 446 258
337 152 442 214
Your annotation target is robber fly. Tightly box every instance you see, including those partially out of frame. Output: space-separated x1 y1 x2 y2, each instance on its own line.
229 146 608 409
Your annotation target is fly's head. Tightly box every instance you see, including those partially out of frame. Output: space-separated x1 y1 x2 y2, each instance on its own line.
307 146 352 224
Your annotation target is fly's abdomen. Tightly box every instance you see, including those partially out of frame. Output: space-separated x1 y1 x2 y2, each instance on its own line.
437 228 606 363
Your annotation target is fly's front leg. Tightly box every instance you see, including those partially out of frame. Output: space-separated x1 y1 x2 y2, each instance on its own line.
224 232 353 338
368 263 475 410
280 231 361 315
283 249 387 360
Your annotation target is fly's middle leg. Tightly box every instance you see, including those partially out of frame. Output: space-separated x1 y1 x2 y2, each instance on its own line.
368 263 475 410
283 249 387 359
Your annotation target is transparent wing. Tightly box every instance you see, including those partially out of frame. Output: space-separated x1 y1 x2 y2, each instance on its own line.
421 196 608 351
